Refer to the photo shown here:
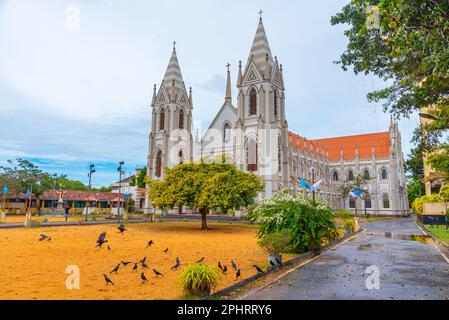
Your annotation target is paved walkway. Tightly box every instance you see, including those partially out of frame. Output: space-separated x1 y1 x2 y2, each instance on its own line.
242 218 449 300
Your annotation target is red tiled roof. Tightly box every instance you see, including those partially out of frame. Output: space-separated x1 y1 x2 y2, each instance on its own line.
288 131 391 161
39 190 123 202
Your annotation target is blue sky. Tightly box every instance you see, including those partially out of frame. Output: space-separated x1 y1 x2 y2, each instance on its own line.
0 0 419 187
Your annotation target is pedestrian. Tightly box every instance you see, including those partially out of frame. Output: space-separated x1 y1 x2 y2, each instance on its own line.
64 205 70 222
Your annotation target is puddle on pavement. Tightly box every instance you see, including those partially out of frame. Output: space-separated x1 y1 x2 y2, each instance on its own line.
358 243 384 251
367 232 431 244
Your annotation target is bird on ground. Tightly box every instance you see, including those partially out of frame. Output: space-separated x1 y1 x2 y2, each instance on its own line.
253 264 264 275
39 234 51 241
110 263 121 274
218 262 223 270
132 263 138 272
222 265 228 274
235 269 241 280
153 269 163 277
103 274 114 286
118 224 126 234
96 232 108 248
196 257 205 264
231 260 238 271
163 248 169 253
141 261 149 269
269 260 277 270
140 257 147 263
171 257 181 270
275 257 282 268
146 240 154 248
141 272 148 284
121 261 131 266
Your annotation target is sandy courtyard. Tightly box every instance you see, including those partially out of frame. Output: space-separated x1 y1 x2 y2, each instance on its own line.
0 221 269 300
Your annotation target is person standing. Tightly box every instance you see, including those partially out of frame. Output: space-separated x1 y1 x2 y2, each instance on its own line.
64 204 70 222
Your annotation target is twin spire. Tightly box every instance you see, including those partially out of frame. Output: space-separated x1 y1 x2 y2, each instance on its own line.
162 41 184 88
247 14 273 67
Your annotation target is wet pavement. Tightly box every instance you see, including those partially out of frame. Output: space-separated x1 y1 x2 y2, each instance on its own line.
242 218 449 300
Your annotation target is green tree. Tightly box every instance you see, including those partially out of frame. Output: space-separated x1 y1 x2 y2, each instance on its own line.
130 167 147 189
332 0 449 179
147 162 263 230
404 145 425 203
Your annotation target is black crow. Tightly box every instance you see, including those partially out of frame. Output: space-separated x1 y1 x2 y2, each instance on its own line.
269 259 277 270
103 274 114 286
110 263 120 274
235 269 241 280
132 263 138 272
121 261 131 266
163 248 169 253
275 257 282 268
146 240 154 248
231 260 238 271
118 224 126 233
222 265 228 274
96 232 108 248
153 269 163 277
140 257 147 263
171 257 180 270
218 262 223 270
253 264 264 275
196 257 205 264
141 272 148 284
39 234 51 241
141 261 149 269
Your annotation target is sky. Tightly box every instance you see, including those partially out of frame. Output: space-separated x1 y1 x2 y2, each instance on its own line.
0 0 419 187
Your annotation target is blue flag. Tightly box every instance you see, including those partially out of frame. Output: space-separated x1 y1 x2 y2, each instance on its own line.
25 189 30 197
300 178 312 190
349 189 363 198
2 186 8 194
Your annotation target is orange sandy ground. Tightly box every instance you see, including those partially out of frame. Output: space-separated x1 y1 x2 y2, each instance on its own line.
0 221 277 300
1 215 102 223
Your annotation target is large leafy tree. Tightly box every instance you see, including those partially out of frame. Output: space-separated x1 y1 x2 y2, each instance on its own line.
404 145 425 203
147 162 264 230
130 166 147 189
332 0 449 181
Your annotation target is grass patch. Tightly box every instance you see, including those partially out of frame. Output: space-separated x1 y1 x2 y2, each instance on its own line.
425 225 449 245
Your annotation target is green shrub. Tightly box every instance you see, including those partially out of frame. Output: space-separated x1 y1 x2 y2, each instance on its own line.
412 194 443 213
180 264 221 297
335 209 352 219
343 219 355 233
258 230 291 255
247 190 337 252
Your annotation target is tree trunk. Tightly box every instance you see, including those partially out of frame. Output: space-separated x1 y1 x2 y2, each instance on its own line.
200 208 208 230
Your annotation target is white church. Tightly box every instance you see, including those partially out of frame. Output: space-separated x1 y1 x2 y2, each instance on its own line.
145 16 409 215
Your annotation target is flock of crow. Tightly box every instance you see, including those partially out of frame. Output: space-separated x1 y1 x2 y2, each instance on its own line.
39 222 282 289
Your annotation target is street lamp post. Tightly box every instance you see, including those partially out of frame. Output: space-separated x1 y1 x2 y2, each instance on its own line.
117 161 124 223
309 167 316 206
51 173 57 212
86 164 96 221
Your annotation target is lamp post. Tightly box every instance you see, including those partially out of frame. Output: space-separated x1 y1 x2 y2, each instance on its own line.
51 173 57 212
309 167 316 206
88 164 96 189
117 161 124 223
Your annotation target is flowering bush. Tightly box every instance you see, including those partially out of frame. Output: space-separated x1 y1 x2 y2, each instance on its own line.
247 191 338 252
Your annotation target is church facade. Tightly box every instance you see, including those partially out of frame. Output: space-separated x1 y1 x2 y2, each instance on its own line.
146 17 409 215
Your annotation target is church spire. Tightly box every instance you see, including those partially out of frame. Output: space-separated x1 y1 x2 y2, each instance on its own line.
247 13 273 67
225 63 232 103
163 41 184 88
237 60 243 86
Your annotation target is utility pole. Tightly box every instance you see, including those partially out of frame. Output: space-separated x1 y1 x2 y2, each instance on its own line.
88 164 96 189
51 173 57 212
117 161 124 223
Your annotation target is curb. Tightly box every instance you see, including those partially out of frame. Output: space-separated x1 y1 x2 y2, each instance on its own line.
203 229 364 300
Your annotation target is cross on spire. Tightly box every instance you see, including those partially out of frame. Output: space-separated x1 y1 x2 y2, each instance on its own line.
226 63 231 71
258 9 263 20
173 40 176 50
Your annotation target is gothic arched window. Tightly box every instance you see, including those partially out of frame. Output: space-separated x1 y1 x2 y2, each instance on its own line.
223 123 231 142
179 109 184 129
349 197 355 209
246 139 257 172
178 149 184 165
381 168 388 180
348 170 354 181
363 169 370 180
278 136 282 174
382 193 390 209
249 89 257 116
155 150 162 178
365 195 372 209
274 90 278 117
159 108 165 131
332 171 339 182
